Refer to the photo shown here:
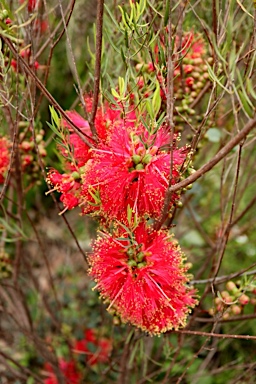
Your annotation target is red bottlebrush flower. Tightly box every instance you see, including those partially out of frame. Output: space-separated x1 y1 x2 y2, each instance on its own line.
11 59 17 71
82 124 184 221
73 329 112 366
88 223 197 335
47 169 82 211
43 359 81 384
0 137 10 184
20 0 38 12
33 19 48 34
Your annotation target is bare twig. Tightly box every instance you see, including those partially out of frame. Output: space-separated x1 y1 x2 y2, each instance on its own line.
88 0 105 138
169 116 256 193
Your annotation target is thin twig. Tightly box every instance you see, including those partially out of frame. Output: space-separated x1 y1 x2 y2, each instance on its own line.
168 116 256 193
173 329 256 341
88 0 105 138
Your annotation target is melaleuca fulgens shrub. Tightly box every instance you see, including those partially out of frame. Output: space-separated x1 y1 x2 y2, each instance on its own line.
0 1 256 383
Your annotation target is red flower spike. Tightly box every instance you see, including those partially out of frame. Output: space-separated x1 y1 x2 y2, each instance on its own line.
88 223 197 335
73 328 112 366
82 124 185 221
20 0 38 12
43 359 81 384
0 137 11 184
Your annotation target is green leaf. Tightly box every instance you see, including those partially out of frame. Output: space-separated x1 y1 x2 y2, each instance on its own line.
236 69 254 109
206 62 231 94
246 78 256 100
49 105 60 126
152 80 161 116
164 0 170 26
205 128 222 143
146 99 154 120
46 122 62 139
238 90 254 118
104 4 122 30
111 87 120 99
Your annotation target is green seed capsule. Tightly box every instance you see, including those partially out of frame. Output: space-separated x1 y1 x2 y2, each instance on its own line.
132 154 141 165
142 153 152 164
137 252 144 262
137 262 146 268
127 260 137 267
127 248 135 257
135 163 144 170
71 171 80 180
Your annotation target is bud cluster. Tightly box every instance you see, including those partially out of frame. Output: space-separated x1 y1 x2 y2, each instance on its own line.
0 251 12 279
135 31 211 131
208 279 256 319
0 126 47 188
10 48 41 73
19 126 47 185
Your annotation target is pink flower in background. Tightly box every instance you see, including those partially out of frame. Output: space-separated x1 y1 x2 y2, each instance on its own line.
47 169 82 211
73 329 112 366
0 137 10 184
43 359 81 384
20 0 38 12
89 223 197 335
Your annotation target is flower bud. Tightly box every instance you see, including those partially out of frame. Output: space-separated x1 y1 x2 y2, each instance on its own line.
238 294 249 305
226 281 237 292
20 141 32 151
208 308 214 316
221 291 229 299
196 81 204 89
215 297 222 305
231 305 241 315
224 295 234 304
36 134 43 143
